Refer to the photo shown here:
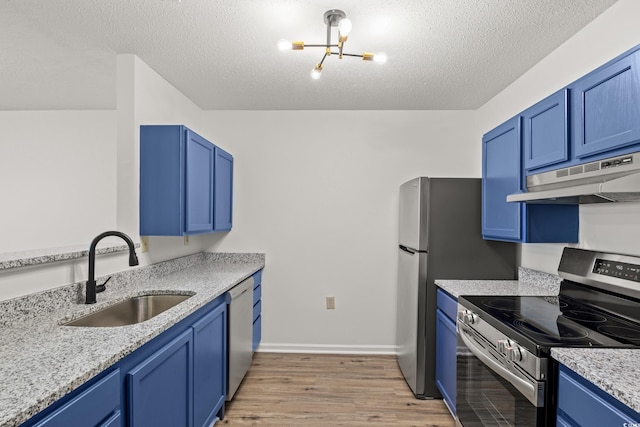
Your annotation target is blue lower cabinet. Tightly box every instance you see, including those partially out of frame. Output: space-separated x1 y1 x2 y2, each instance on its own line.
557 364 640 427
21 294 233 427
435 289 457 415
127 330 193 427
252 270 263 352
193 302 227 427
29 369 120 427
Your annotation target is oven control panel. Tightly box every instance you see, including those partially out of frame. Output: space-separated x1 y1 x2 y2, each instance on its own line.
593 258 640 282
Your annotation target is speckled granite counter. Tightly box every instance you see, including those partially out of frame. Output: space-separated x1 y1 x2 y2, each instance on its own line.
551 348 640 414
435 267 561 298
0 242 141 270
0 252 264 427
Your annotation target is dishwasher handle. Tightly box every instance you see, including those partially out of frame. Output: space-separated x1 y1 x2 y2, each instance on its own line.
226 277 254 301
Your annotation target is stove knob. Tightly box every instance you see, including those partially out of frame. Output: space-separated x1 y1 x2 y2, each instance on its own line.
497 339 510 354
463 311 477 325
506 345 523 362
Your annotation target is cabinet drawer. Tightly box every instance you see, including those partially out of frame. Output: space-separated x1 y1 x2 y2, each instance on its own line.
557 365 640 426
34 369 120 427
436 288 458 321
253 299 262 321
253 284 262 306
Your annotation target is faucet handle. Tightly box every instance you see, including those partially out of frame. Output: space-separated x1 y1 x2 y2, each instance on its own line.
96 276 112 294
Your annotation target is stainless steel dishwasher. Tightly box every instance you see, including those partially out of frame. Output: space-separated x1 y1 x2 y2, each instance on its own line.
226 277 254 401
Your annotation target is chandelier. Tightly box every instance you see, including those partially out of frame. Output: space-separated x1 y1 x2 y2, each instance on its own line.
278 9 387 80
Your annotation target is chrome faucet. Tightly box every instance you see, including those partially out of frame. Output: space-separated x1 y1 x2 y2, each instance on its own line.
86 231 139 304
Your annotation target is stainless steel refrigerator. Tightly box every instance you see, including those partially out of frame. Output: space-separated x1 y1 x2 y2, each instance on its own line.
396 177 516 399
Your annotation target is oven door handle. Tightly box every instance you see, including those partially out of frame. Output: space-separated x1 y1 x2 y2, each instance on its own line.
459 326 539 406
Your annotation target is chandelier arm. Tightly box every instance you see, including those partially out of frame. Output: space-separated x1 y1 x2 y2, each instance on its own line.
318 52 329 67
304 44 339 48
330 52 363 58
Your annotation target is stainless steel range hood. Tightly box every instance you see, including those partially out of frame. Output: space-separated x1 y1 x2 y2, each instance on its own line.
506 151 640 204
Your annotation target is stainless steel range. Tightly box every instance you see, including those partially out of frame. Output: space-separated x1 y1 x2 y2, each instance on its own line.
456 248 640 426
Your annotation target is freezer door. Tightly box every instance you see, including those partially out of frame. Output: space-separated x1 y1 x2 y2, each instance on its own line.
396 246 427 396
398 177 429 251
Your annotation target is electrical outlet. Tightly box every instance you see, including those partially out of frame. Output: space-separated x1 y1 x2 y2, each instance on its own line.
140 236 149 253
184 235 189 246
326 296 335 310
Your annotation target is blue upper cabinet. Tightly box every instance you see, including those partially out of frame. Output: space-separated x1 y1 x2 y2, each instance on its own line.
482 117 579 243
572 49 640 159
482 117 523 241
523 89 569 171
140 125 233 236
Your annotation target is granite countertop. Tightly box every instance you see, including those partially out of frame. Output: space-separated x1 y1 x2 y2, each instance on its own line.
435 267 562 298
551 348 640 414
0 252 265 427
0 242 141 270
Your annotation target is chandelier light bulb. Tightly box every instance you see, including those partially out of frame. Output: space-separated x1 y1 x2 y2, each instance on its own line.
277 39 292 51
374 52 388 64
338 18 352 37
310 65 323 80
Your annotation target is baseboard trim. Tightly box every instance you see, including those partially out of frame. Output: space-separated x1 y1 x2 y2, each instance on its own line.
255 343 397 355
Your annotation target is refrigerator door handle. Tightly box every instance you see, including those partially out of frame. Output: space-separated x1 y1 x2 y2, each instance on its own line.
399 245 416 255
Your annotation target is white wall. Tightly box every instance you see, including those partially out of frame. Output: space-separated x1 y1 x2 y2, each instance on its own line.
0 111 117 252
0 56 218 300
201 110 479 353
116 54 225 266
476 0 640 273
0 111 123 299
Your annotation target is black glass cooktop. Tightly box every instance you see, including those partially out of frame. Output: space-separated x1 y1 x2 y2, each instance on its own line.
459 281 640 355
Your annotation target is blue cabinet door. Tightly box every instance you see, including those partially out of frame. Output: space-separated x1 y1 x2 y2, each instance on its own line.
214 147 233 231
193 301 227 427
140 125 186 236
435 308 457 415
557 364 640 427
185 130 215 234
523 89 569 171
127 330 193 427
572 50 640 159
482 117 522 241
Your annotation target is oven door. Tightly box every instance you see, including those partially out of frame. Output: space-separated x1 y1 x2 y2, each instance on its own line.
456 324 549 427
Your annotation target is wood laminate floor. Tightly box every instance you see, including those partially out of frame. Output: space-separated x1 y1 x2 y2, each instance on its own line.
220 353 456 426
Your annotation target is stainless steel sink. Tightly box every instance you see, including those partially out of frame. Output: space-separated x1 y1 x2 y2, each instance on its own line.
64 294 193 327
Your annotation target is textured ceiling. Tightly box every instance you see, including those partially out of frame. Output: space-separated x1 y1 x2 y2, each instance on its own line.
0 0 618 110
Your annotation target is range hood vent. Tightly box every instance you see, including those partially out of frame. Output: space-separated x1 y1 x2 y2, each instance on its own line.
507 152 640 204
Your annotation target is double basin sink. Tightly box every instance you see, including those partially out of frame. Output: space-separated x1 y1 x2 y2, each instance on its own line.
64 293 193 327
